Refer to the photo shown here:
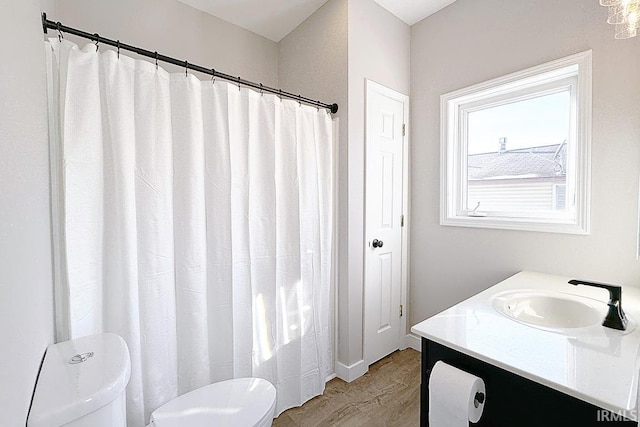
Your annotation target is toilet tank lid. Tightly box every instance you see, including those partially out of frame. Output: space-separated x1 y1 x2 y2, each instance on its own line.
28 333 131 427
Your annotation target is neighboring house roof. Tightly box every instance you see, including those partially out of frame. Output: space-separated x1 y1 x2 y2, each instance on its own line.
468 143 566 181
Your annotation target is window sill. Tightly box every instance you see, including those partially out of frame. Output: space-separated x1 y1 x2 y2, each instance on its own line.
440 215 590 235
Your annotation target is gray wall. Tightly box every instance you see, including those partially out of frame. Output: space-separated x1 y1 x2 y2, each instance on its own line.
55 0 278 85
0 0 55 424
410 0 640 327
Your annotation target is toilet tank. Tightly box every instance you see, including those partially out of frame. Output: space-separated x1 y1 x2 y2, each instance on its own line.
28 333 131 427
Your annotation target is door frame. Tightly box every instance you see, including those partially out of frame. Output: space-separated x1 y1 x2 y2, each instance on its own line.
363 79 410 365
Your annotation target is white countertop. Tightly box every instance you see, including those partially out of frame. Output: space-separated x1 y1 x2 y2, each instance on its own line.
411 271 640 414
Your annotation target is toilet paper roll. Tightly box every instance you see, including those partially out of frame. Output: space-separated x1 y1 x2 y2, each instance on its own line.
428 361 486 427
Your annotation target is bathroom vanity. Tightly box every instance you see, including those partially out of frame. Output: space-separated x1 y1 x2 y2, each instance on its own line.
411 271 640 426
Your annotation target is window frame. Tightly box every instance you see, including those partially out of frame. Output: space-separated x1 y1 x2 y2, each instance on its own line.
440 50 592 234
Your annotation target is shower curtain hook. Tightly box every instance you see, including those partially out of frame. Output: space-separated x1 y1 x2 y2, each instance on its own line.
237 76 241 91
184 61 188 77
317 101 320 111
116 40 120 59
56 22 63 42
298 95 302 107
154 51 158 70
211 69 216 85
93 34 100 52
278 89 283 102
259 83 263 96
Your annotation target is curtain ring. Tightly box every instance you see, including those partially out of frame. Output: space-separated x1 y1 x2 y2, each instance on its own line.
211 68 216 85
184 61 188 77
237 76 241 91
56 22 63 42
116 40 120 59
155 51 158 70
94 33 100 52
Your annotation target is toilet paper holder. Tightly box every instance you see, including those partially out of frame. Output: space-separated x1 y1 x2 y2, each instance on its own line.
426 367 485 407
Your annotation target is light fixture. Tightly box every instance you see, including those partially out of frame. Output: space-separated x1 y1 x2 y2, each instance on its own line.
600 0 639 39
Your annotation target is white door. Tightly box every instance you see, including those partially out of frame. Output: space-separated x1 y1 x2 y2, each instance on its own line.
364 80 408 365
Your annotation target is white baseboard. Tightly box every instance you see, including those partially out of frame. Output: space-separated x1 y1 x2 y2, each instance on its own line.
335 359 368 383
405 333 421 352
335 338 420 383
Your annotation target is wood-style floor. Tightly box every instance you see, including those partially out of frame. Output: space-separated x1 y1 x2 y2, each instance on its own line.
274 348 421 427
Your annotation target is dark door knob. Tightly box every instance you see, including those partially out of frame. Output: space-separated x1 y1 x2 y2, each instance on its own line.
372 239 384 248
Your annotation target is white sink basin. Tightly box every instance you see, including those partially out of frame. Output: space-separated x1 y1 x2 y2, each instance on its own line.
492 290 603 330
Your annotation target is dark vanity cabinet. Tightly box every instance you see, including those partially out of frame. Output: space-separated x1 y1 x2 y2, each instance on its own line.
420 338 635 427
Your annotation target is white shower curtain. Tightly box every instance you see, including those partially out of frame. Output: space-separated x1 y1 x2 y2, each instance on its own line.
45 39 333 426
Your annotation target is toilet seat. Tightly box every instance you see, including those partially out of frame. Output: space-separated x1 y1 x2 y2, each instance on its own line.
149 378 276 427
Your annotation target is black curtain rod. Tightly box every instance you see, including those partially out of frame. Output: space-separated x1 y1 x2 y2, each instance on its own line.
41 13 339 114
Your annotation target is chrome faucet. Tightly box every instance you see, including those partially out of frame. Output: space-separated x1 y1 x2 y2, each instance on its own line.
568 279 627 331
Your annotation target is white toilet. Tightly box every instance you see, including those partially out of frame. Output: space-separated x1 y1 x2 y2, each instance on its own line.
148 378 276 427
27 333 277 427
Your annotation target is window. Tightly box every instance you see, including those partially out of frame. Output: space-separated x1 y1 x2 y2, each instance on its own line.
441 51 592 234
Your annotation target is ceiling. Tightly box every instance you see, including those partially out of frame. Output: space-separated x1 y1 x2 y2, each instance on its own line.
176 0 458 42
372 0 458 26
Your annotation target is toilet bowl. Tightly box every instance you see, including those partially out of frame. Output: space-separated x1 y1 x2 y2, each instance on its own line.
149 378 277 427
28 333 276 427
